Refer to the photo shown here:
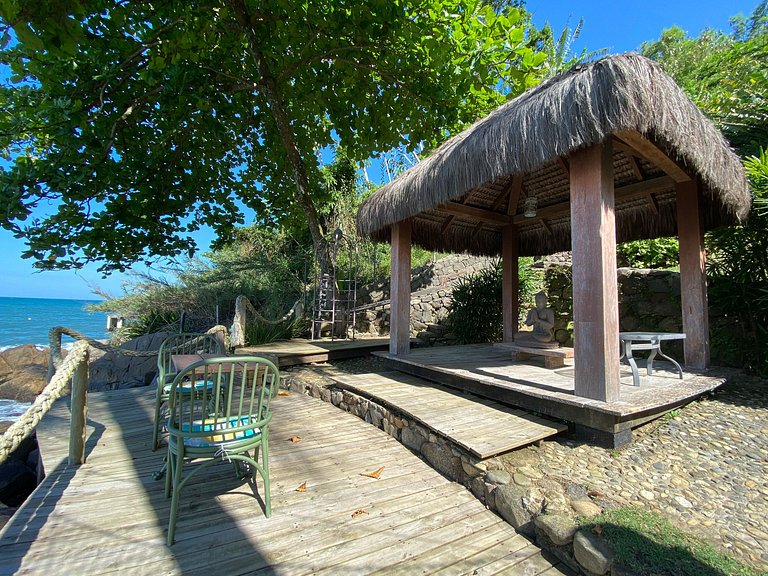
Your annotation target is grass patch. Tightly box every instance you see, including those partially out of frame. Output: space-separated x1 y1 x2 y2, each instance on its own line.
245 316 304 345
580 508 764 576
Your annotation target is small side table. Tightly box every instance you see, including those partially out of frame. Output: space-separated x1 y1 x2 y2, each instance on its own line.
619 332 686 387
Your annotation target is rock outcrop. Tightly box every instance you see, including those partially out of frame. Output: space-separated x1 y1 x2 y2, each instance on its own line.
88 331 174 391
0 345 50 403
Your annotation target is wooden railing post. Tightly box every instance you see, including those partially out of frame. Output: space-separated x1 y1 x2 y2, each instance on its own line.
69 350 89 466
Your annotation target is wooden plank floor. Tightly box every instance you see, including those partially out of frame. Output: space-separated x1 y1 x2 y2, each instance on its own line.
0 387 572 576
237 337 391 367
331 372 567 458
379 344 731 417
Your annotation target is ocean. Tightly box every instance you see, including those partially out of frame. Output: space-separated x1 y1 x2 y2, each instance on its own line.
0 297 110 422
0 296 109 351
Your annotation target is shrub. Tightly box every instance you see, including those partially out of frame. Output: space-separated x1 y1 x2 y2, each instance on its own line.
448 259 542 344
616 238 679 269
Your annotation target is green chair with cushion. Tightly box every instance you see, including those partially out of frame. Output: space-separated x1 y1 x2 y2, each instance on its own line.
152 333 225 451
164 355 279 545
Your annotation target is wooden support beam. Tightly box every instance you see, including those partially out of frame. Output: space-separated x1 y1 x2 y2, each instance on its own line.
390 221 412 356
471 221 484 239
507 174 523 216
626 154 644 182
502 225 519 342
615 130 692 183
512 175 674 224
557 157 570 177
570 141 620 402
539 219 553 235
646 193 660 215
440 215 455 234
437 201 512 225
677 180 710 368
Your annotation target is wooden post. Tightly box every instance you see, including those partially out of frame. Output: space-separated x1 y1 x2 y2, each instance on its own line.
677 180 710 368
502 225 519 342
390 221 412 355
570 141 621 402
69 350 89 466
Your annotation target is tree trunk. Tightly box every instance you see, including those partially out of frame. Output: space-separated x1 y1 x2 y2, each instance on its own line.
229 0 331 271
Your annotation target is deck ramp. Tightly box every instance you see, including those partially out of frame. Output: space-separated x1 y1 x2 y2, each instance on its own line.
331 371 568 458
0 387 571 576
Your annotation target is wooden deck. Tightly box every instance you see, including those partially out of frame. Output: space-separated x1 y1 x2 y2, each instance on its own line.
378 344 734 445
237 337 391 367
331 371 567 459
0 387 573 575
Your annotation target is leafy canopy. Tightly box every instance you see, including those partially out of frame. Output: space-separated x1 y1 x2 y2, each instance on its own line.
0 0 545 273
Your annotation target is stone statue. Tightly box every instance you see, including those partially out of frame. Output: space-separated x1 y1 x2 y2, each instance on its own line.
516 291 556 346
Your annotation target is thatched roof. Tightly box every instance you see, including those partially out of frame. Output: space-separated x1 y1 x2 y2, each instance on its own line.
357 54 751 257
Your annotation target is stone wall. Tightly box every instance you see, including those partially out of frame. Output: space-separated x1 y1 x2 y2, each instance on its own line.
545 264 684 356
355 254 496 344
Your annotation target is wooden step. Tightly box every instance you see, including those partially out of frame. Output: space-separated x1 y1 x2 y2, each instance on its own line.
330 371 568 459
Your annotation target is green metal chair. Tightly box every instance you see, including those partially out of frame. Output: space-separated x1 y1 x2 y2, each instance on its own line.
152 333 225 451
164 355 279 546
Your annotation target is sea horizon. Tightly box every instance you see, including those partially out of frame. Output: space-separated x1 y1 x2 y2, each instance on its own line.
0 296 111 350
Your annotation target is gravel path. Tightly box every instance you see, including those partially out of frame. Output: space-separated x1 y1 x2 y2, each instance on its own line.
536 376 768 570
290 360 768 570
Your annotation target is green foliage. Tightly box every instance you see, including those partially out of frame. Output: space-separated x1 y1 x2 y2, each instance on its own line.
0 1 545 273
448 259 541 344
616 238 679 269
706 149 768 373
580 508 760 576
245 316 304 346
535 17 608 78
90 226 307 335
641 4 768 156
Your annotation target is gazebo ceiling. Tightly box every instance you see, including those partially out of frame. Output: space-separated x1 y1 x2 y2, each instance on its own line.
357 54 751 257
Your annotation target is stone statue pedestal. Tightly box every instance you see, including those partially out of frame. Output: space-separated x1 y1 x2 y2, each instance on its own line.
513 331 560 349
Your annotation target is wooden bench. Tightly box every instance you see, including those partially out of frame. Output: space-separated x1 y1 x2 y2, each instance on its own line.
494 342 574 369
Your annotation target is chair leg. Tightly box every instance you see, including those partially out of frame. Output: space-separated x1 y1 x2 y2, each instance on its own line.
167 446 185 546
261 437 271 518
152 388 163 451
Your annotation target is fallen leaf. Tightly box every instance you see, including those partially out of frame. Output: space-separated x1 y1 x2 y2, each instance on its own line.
360 466 385 479
592 524 603 536
587 490 605 498
277 391 290 397
287 435 302 443
295 481 307 492
351 509 368 518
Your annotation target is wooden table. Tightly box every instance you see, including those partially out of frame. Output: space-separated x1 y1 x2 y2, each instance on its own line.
171 353 230 372
619 332 686 386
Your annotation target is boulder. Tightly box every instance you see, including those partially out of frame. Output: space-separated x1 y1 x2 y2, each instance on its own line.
0 457 36 507
88 331 175 391
534 513 578 546
573 529 615 575
0 345 50 402
494 484 539 536
420 441 463 480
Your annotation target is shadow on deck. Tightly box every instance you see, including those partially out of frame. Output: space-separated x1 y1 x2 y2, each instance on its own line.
0 387 571 575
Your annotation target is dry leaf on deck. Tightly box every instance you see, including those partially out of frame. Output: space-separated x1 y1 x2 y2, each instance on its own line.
277 391 290 397
287 435 302 443
587 490 605 498
295 481 307 492
351 509 368 518
359 466 385 479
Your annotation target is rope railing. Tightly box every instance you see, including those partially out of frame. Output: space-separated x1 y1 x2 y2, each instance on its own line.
47 324 231 381
230 295 302 348
0 340 90 467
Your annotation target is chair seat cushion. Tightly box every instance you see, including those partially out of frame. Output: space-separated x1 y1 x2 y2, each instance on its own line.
182 416 261 447
162 379 216 395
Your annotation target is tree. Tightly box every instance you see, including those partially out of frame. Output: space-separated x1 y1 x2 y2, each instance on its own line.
0 1 544 273
535 17 607 79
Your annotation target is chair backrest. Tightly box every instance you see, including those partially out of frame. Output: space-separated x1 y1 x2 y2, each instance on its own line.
167 356 280 448
157 333 225 381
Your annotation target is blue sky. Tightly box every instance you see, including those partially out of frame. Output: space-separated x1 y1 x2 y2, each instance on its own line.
0 0 760 300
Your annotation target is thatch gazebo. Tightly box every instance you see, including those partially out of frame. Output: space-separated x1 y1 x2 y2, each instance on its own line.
357 54 750 404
